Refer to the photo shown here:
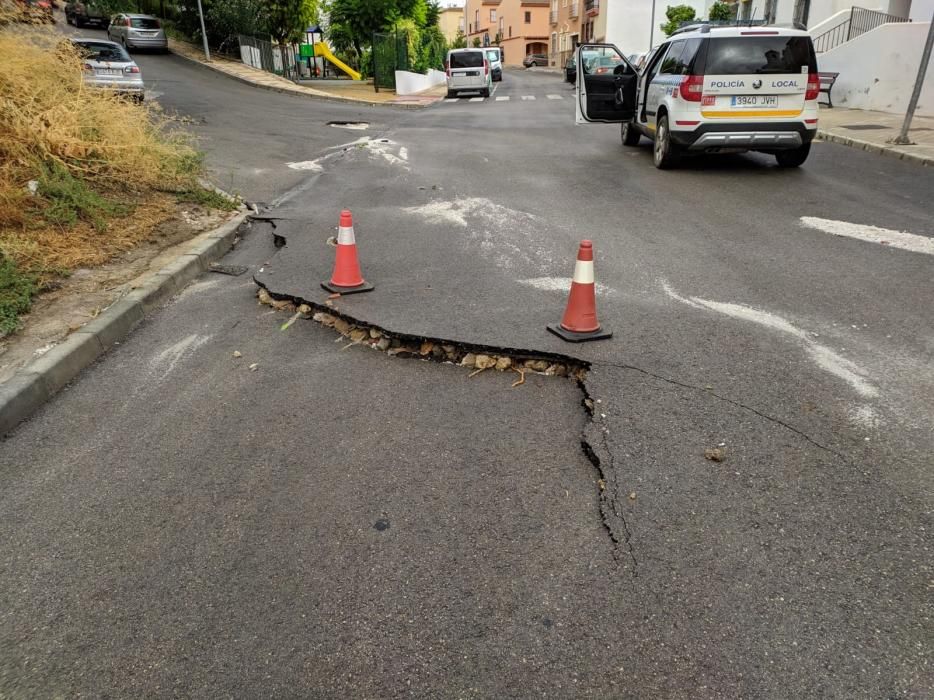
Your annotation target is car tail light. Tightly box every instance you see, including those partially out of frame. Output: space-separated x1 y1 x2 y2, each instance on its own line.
445 60 450 78
484 59 489 76
83 63 93 72
125 65 140 74
805 72 820 100
679 74 704 102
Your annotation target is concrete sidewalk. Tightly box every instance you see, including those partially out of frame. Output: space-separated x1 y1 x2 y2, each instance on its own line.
818 106 934 166
168 39 442 108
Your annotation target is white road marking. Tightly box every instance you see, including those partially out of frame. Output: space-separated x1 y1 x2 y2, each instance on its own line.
495 95 510 101
662 280 878 398
519 277 615 296
469 96 484 102
151 334 211 380
521 95 536 100
286 160 323 171
546 94 563 99
800 217 934 256
398 146 408 161
444 98 459 103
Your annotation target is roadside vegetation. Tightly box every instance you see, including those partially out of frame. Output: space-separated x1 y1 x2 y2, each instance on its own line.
0 18 234 336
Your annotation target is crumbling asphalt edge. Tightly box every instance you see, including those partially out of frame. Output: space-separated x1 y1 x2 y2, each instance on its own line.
0 209 252 438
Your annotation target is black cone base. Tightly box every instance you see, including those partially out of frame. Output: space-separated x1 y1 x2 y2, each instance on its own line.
321 280 375 295
547 323 613 343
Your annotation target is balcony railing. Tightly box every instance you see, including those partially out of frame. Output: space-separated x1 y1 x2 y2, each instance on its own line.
549 9 558 23
584 0 599 15
569 1 579 17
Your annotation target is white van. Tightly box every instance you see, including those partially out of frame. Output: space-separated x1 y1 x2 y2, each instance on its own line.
575 25 820 168
445 48 493 98
484 47 504 82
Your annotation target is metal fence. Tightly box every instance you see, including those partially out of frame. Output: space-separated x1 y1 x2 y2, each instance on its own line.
238 35 300 81
372 31 410 90
813 6 909 53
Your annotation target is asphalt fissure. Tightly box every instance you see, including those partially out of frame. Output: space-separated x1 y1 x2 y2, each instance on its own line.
252 280 642 560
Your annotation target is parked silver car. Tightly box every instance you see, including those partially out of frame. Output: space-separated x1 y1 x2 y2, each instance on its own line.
106 13 168 52
71 38 145 102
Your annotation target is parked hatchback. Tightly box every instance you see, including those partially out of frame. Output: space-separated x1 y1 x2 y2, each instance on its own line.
64 1 106 27
523 53 547 68
107 14 168 52
445 48 492 98
71 38 145 102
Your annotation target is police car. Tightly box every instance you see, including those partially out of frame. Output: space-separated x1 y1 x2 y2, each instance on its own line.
575 25 820 168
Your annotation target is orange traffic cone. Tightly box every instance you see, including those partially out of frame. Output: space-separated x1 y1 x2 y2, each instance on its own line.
321 209 374 294
547 240 612 342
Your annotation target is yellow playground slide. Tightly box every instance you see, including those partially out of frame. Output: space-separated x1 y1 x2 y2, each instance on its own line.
313 43 362 81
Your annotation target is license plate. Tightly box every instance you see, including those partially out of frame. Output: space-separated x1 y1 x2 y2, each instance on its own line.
95 68 120 75
463 71 479 76
730 95 778 107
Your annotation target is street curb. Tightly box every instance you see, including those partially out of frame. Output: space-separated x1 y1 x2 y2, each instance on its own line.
0 210 250 438
167 43 435 110
817 129 933 167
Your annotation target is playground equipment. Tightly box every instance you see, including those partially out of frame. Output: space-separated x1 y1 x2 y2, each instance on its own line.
313 43 361 81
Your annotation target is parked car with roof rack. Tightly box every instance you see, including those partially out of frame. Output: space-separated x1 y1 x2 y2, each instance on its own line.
106 14 168 53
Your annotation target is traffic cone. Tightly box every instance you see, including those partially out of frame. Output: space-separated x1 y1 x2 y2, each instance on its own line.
321 209 374 294
547 240 612 343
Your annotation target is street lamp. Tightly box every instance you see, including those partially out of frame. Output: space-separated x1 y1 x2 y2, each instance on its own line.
195 0 210 61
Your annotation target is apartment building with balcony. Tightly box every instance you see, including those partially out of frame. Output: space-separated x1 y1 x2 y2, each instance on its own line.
438 5 467 43
465 0 551 65
548 0 583 68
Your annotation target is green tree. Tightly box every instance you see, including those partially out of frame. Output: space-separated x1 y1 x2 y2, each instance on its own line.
450 29 467 49
708 1 733 21
424 0 440 28
328 0 402 61
660 4 696 36
471 36 481 47
264 0 317 43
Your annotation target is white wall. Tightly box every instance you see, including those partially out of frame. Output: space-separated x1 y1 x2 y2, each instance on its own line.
604 0 707 53
910 0 934 19
394 69 447 95
818 22 933 115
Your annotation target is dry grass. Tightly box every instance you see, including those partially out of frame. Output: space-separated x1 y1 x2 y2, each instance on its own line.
0 20 226 334
0 25 203 267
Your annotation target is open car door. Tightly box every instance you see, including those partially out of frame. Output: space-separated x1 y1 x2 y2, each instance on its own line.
575 44 638 125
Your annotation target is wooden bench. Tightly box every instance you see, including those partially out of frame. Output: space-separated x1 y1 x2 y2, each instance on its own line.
818 72 839 108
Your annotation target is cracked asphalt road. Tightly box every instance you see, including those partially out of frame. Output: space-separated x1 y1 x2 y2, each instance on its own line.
2 43 933 697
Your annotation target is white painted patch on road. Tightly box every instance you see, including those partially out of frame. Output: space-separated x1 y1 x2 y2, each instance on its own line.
286 160 324 171
444 98 459 103
398 147 408 161
404 198 558 273
152 334 211 380
519 276 615 296
800 217 934 256
328 122 369 130
495 95 510 101
521 95 536 100
546 94 563 100
469 96 485 102
662 281 878 398
847 403 880 430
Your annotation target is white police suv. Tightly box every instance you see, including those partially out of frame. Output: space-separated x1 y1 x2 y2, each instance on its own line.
575 25 820 168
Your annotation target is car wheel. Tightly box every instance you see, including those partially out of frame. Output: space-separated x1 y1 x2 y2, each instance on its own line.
530 61 537 67
775 143 810 168
481 87 490 97
75 15 83 27
621 121 641 147
653 114 680 169
446 90 456 98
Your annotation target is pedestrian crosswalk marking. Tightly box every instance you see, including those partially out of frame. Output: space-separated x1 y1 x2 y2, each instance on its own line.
469 96 485 102
546 94 563 100
521 95 535 100
495 95 510 101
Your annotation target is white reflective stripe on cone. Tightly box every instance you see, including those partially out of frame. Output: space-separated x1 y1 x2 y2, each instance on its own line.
337 225 356 245
572 260 594 285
